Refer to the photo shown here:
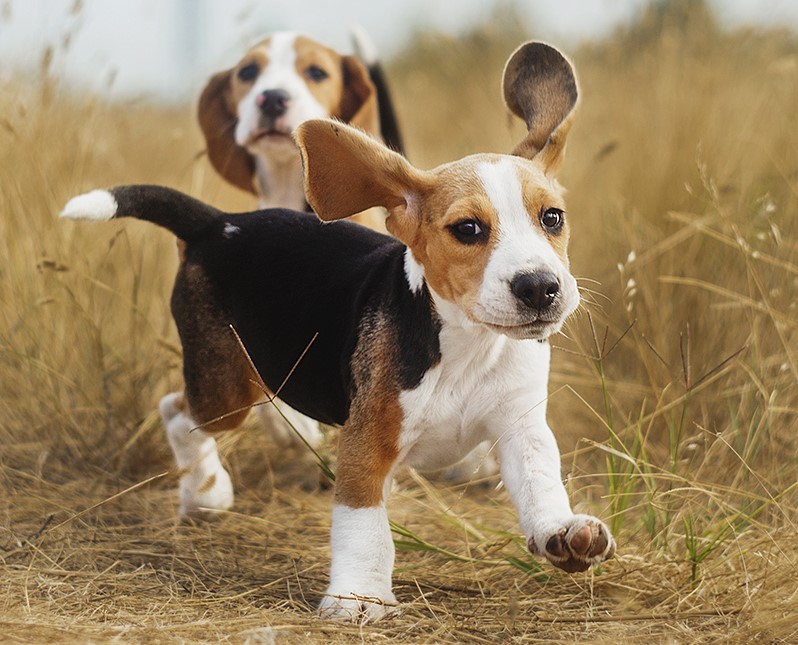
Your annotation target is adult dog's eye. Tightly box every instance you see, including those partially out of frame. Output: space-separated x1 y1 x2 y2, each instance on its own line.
448 219 488 244
237 63 259 82
540 208 564 232
305 65 329 82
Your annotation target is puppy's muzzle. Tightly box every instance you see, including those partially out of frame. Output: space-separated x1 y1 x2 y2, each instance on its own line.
257 89 291 119
510 271 560 313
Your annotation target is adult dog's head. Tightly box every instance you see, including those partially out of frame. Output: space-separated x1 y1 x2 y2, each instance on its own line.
198 31 381 208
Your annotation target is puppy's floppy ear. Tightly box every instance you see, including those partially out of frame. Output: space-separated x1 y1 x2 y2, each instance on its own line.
337 55 381 140
502 42 578 174
296 119 429 240
197 70 256 195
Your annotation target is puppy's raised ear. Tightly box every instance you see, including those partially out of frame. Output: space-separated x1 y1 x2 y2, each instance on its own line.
502 42 578 174
197 70 256 195
337 56 381 140
296 120 429 241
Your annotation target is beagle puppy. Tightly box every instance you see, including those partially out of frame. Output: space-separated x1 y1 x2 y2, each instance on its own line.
63 42 616 622
198 30 401 229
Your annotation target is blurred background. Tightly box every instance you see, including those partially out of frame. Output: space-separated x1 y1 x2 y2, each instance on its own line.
2 0 798 101
1 0 797 640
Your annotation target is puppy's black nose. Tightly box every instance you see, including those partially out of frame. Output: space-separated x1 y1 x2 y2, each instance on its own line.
510 272 560 311
257 89 290 118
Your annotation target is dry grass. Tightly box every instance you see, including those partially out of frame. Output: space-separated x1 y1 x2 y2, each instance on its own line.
2 2 798 642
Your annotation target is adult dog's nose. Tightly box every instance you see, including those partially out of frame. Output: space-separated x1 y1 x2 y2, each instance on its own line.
257 89 290 119
510 271 560 311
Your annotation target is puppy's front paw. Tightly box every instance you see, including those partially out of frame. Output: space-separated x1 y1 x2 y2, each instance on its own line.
529 514 616 573
317 588 399 623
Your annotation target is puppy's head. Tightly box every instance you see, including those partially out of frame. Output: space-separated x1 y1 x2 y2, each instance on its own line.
198 32 380 194
297 42 579 341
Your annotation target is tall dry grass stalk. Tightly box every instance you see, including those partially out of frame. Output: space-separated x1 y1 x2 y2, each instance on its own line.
1 1 797 642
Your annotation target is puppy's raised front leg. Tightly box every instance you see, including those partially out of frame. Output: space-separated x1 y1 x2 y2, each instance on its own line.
495 398 616 573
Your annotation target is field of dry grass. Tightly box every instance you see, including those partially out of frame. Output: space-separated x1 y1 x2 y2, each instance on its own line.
2 2 797 642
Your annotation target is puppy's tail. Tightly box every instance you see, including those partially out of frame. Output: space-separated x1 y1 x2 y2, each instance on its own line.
61 184 222 242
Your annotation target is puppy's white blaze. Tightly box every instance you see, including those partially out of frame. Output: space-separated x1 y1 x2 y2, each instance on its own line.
475 158 578 324
60 189 118 221
478 157 539 226
262 31 301 81
477 158 558 270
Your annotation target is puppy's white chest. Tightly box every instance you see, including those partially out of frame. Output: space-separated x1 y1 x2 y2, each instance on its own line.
397 326 551 471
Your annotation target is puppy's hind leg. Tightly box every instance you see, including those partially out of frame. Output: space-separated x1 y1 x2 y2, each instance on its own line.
160 392 233 519
164 259 263 519
256 399 323 450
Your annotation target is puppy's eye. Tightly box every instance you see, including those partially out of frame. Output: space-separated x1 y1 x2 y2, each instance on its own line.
448 219 487 244
237 63 259 82
305 65 329 82
540 208 564 232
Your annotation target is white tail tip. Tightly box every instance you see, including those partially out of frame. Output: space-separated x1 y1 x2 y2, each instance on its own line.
61 189 118 221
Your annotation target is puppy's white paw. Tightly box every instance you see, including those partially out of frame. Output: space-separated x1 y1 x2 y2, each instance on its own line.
178 465 234 519
160 392 235 520
317 588 399 623
529 514 616 573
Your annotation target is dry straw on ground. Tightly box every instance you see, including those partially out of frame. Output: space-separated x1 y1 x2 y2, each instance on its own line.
2 2 797 642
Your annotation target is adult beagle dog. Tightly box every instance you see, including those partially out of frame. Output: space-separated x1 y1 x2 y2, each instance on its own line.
63 42 616 622
197 30 404 448
198 30 403 228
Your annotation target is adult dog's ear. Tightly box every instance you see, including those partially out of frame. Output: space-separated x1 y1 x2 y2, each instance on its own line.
197 70 256 195
502 42 578 175
337 56 381 140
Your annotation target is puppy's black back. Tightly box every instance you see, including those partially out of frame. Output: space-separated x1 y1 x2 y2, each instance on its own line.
184 209 438 425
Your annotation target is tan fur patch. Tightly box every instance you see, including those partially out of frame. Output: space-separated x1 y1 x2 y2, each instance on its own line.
197 70 256 194
228 44 269 106
293 35 345 115
520 175 570 266
388 156 537 324
335 312 403 508
402 163 499 314
197 473 217 494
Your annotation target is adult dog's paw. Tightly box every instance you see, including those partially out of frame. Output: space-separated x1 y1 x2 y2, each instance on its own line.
529 514 616 573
